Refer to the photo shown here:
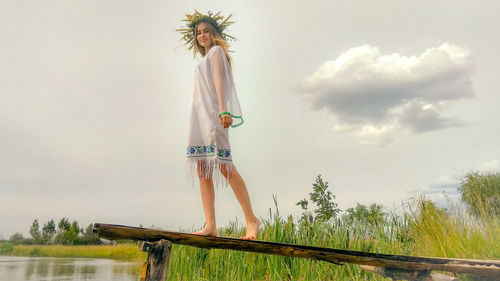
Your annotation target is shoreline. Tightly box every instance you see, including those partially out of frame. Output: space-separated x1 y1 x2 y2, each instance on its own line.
2 244 146 262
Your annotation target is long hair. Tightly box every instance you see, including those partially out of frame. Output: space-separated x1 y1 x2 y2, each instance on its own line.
194 21 232 68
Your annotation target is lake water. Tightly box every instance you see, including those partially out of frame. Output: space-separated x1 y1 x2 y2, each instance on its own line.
0 256 140 281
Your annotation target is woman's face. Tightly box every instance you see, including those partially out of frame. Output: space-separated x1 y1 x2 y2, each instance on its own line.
196 22 213 50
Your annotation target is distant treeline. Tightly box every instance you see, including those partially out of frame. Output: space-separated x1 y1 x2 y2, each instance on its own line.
5 218 101 246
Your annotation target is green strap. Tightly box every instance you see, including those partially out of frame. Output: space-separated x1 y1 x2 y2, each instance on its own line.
218 112 244 128
218 112 231 117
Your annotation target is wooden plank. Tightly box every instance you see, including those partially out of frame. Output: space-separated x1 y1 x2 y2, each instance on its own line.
93 223 500 278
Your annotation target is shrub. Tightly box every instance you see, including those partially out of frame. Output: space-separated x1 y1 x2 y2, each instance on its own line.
9 232 24 245
459 172 500 218
0 242 13 254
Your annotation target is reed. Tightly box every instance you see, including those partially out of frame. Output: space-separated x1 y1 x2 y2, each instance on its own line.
165 196 498 280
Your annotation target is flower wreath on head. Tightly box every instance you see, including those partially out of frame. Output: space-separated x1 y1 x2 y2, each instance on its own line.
176 10 236 56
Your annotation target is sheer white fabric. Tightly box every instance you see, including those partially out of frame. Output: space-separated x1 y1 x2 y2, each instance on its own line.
186 45 243 186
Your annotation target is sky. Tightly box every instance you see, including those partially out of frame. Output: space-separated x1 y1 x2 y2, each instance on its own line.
1 0 499 239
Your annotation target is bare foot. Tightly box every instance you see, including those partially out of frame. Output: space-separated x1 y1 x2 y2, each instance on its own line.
192 226 217 236
240 218 260 240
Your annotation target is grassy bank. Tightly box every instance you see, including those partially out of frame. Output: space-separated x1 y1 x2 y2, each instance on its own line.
4 244 145 262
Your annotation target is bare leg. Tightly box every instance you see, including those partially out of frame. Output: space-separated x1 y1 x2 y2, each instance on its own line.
192 164 217 236
222 165 260 240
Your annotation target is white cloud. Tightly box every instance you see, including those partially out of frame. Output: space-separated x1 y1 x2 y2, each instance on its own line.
477 160 499 173
297 43 474 145
353 124 395 146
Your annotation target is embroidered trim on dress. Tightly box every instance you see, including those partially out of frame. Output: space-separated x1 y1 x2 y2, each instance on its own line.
217 148 231 161
187 145 216 156
186 145 233 188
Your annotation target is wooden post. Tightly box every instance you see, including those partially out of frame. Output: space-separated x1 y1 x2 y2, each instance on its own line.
138 239 172 281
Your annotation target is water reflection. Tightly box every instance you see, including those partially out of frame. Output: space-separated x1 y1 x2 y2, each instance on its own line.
79 264 97 279
0 256 139 281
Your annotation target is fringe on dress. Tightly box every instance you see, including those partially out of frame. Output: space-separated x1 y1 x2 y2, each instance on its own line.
186 157 233 188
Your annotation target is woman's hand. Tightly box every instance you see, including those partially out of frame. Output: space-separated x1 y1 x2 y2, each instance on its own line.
219 114 233 128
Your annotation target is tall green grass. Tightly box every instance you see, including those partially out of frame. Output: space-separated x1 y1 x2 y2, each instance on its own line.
165 195 498 280
406 196 499 260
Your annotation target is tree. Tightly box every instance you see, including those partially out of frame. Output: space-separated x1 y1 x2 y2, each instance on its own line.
58 218 71 232
344 203 387 227
9 232 24 245
54 217 72 244
42 219 56 244
459 172 500 218
296 198 313 224
343 203 387 237
81 223 101 245
66 220 80 244
29 219 42 244
296 175 340 224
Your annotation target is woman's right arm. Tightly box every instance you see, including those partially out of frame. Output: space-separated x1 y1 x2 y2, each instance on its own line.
211 46 233 128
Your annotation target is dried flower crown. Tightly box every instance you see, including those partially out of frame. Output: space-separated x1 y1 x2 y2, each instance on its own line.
176 10 236 54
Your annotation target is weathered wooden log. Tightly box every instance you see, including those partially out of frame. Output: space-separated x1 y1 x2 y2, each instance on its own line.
93 223 500 278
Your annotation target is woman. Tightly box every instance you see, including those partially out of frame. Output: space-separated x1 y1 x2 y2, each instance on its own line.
177 11 260 240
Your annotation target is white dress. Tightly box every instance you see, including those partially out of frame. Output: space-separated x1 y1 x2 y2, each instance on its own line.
186 45 243 186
